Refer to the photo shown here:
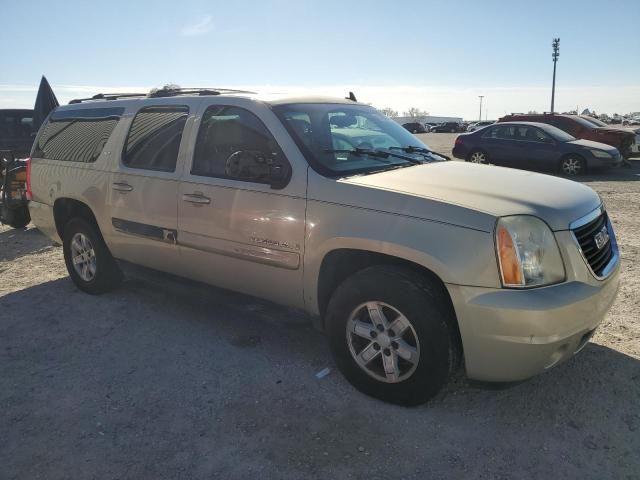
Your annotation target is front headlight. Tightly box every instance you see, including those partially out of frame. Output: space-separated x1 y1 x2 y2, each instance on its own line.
495 216 565 288
589 149 613 159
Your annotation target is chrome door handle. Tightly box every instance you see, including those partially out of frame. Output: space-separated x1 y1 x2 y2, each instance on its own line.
182 193 211 205
112 182 133 192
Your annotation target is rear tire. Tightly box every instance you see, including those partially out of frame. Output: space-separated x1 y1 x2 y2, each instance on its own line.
559 155 586 176
1 205 30 229
467 149 489 164
62 218 122 294
326 266 457 406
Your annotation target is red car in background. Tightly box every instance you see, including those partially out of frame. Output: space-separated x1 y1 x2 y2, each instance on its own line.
498 113 636 159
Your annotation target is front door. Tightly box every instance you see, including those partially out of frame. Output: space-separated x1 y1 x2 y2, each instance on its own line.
108 102 196 274
176 102 307 308
515 126 559 171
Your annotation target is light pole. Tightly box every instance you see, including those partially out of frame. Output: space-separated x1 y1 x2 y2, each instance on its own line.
478 95 484 122
551 38 560 113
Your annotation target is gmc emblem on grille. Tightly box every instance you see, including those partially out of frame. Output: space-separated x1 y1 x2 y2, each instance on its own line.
594 225 610 250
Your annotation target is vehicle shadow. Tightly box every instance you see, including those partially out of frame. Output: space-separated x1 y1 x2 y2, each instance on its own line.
0 225 56 263
2 274 638 478
577 159 640 183
508 160 640 183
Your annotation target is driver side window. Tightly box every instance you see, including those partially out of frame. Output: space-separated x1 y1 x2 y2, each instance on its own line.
192 105 289 184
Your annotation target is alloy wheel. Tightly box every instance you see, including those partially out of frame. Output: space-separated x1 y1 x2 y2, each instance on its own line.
70 232 97 282
346 301 420 383
470 151 487 163
561 157 583 175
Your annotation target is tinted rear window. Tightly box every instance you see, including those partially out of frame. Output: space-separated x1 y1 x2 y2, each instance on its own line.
33 107 124 162
123 105 189 172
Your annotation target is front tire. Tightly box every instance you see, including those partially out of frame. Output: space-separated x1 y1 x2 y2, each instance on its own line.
326 266 457 405
63 218 122 294
559 155 586 176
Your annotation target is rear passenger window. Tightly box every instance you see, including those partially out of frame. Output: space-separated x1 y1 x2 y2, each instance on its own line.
191 105 287 183
33 107 124 162
123 105 188 172
483 125 514 140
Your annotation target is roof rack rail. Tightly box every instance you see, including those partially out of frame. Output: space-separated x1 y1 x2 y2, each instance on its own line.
69 87 257 104
147 87 256 98
69 92 147 104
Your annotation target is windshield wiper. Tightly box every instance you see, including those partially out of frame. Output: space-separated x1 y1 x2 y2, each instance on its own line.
388 145 450 161
324 148 422 165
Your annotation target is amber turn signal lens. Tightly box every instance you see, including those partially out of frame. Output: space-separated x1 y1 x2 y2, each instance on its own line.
497 225 524 286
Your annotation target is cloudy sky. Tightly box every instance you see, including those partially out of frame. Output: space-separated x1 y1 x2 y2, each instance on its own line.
2 0 638 119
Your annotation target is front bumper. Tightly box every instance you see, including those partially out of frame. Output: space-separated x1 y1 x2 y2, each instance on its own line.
446 265 620 382
587 152 624 169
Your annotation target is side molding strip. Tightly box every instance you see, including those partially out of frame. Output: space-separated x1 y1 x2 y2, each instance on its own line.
112 218 177 244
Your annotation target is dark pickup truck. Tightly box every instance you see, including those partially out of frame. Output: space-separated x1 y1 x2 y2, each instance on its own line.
0 109 34 159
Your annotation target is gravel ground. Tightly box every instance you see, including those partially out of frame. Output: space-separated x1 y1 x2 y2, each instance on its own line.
1 134 639 479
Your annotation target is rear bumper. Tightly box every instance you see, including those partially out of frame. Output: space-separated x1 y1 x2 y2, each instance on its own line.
446 267 620 382
452 145 468 160
28 200 60 243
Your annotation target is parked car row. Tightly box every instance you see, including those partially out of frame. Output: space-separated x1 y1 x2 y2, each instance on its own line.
453 121 622 175
402 121 468 134
499 113 636 160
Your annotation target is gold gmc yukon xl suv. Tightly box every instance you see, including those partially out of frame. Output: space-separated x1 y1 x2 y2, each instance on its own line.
27 89 620 405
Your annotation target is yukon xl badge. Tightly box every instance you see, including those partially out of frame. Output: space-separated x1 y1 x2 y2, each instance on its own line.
594 225 610 250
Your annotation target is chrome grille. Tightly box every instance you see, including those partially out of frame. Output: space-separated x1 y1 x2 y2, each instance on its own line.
571 210 615 278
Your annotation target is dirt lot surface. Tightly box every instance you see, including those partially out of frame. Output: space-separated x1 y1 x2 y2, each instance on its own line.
2 134 639 479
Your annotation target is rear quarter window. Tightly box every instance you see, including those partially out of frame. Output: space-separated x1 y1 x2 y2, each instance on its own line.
33 107 124 162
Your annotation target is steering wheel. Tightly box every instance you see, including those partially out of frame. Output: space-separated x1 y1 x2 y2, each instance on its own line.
225 150 271 179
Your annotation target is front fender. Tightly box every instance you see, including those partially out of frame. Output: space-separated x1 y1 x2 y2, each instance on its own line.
303 200 500 316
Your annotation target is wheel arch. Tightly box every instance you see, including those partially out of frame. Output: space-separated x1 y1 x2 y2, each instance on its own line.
466 148 489 163
53 197 102 240
315 248 463 364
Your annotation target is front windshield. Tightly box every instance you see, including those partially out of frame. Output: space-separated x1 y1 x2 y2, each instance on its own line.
272 103 439 177
581 116 607 127
572 116 601 129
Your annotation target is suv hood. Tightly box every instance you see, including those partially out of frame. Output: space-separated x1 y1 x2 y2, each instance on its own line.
343 162 601 231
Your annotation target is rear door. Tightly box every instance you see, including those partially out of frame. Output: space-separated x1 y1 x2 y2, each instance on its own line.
176 100 307 308
481 125 521 167
107 100 199 274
